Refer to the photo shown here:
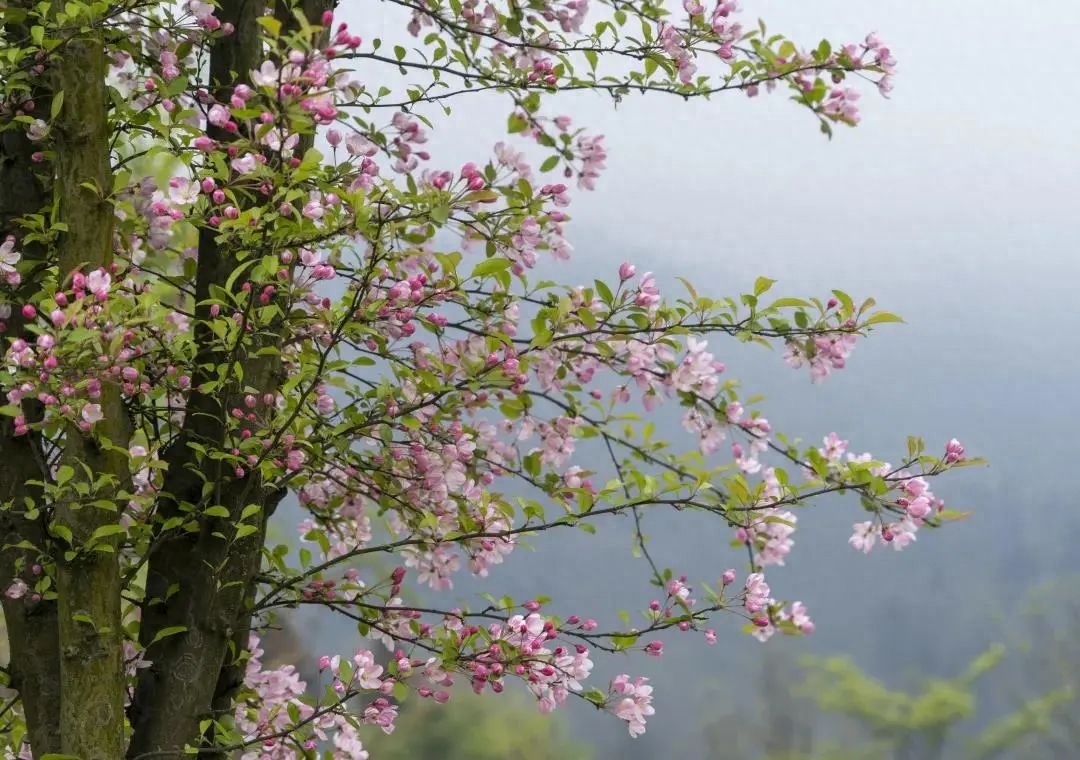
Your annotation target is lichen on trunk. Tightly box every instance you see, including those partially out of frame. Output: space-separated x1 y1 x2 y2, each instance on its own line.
0 4 63 751
49 7 129 758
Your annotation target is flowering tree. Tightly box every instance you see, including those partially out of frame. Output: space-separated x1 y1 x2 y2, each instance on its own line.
0 0 975 757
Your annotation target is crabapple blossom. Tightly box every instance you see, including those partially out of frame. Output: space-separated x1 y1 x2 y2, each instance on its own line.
849 521 878 554
0 237 20 277
0 0 973 756
4 579 28 599
610 674 656 737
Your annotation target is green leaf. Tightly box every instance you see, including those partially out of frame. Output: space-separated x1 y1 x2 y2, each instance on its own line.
471 258 513 278
831 289 854 313
612 633 638 650
539 155 559 173
507 113 528 134
50 524 73 545
55 465 74 487
864 311 905 326
463 189 499 204
594 279 613 304
769 297 810 309
205 505 231 518
90 524 127 542
753 276 776 296
256 16 282 37
150 625 188 646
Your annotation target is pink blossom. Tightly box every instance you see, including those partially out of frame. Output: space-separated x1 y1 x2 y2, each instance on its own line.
906 495 932 519
251 61 280 87
849 521 877 554
302 199 325 220
285 449 306 472
352 649 385 689
4 579 28 599
207 104 230 127
86 269 111 300
885 518 919 550
231 154 259 174
743 572 770 613
0 237 21 275
820 432 847 463
785 601 814 633
576 134 606 190
634 272 661 309
81 403 104 426
26 119 48 141
945 438 965 463
824 87 862 125
610 674 655 737
186 0 220 29
671 337 722 399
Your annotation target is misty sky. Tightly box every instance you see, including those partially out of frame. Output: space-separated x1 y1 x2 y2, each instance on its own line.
340 0 1080 457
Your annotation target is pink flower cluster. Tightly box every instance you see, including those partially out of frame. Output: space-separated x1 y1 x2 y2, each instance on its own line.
847 440 966 554
237 635 397 760
610 674 655 737
735 468 797 567
1 266 182 437
491 612 594 713
784 328 858 382
742 573 814 642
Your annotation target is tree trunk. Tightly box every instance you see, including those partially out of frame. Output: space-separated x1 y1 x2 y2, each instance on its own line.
0 415 61 757
48 5 129 756
1 2 65 755
127 1 280 755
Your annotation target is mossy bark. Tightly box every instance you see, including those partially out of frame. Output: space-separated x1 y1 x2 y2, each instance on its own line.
2 2 65 756
48 6 130 758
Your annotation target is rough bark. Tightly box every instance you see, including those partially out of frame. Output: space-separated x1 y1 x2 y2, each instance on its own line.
201 6 335 755
48 6 129 757
0 3 63 755
127 2 278 756
130 2 335 749
0 418 60 758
